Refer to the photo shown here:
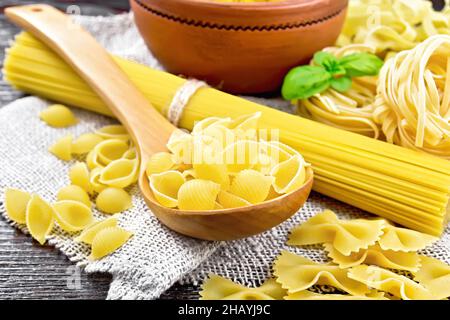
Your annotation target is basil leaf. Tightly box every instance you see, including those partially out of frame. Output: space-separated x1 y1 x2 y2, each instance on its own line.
330 76 352 92
338 53 384 77
314 51 337 68
281 65 332 100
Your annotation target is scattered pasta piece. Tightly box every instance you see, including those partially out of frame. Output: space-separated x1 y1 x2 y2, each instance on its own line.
69 162 92 194
56 185 91 207
95 125 130 141
49 134 73 161
273 251 369 296
200 275 286 300
5 188 31 224
25 195 55 245
348 265 434 300
39 104 77 128
53 200 94 232
95 187 132 214
89 226 133 260
94 139 129 166
378 224 438 252
229 170 273 204
99 158 138 188
177 179 221 211
146 152 176 176
89 167 107 193
324 243 421 272
288 210 385 255
75 216 118 245
414 256 450 300
71 133 103 154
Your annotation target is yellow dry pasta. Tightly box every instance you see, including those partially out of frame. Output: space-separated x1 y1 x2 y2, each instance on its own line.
94 139 129 166
271 155 307 194
95 124 130 141
414 256 450 300
69 162 92 194
75 216 118 245
49 134 73 161
146 152 176 176
177 179 221 211
285 290 387 300
229 169 273 204
56 185 91 208
378 224 438 252
71 133 103 154
324 243 421 272
95 187 132 214
338 0 450 55
4 188 31 224
200 275 286 300
296 45 380 138
149 171 186 208
288 210 386 255
89 167 108 193
25 195 55 245
53 200 94 232
223 140 260 175
348 265 434 300
89 226 133 260
99 158 139 188
193 162 230 190
374 35 450 159
39 104 78 128
273 251 370 296
217 190 251 209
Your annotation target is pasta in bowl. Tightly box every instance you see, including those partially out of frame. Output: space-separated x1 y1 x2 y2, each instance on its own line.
142 113 314 240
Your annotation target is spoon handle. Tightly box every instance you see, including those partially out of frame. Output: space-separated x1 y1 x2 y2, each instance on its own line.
5 4 175 161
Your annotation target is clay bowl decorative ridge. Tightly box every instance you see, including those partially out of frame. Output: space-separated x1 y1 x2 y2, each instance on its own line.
131 0 349 94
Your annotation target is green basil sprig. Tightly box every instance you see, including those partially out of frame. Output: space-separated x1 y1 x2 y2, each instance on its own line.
281 51 383 100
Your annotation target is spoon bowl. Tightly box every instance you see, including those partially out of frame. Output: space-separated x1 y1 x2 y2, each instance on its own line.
6 4 314 241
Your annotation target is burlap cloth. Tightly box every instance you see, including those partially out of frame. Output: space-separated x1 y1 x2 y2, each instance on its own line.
1 13 448 300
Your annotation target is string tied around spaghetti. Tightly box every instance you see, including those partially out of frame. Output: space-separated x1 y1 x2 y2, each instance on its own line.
166 79 208 126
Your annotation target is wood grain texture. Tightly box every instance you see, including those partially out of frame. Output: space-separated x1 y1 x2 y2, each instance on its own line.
0 0 198 300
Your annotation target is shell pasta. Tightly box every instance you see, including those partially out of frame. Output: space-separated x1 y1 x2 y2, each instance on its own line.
148 113 310 210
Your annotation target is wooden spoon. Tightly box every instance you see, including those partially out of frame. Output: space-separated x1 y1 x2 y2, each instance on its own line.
5 4 313 241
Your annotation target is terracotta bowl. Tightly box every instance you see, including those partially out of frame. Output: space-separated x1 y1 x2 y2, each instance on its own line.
131 0 348 94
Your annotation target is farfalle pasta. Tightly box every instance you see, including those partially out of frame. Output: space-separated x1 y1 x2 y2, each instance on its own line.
288 210 385 255
200 275 286 300
273 251 369 296
324 243 421 272
285 290 387 300
348 265 433 300
147 113 310 210
378 224 438 252
414 256 450 300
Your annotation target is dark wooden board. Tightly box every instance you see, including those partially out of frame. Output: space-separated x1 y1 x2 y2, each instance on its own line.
0 0 198 300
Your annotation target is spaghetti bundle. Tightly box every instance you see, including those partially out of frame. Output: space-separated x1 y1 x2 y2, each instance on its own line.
3 33 450 235
374 35 450 159
297 45 380 139
338 0 450 56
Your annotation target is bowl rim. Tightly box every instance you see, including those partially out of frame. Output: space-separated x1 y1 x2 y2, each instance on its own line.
133 0 349 28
